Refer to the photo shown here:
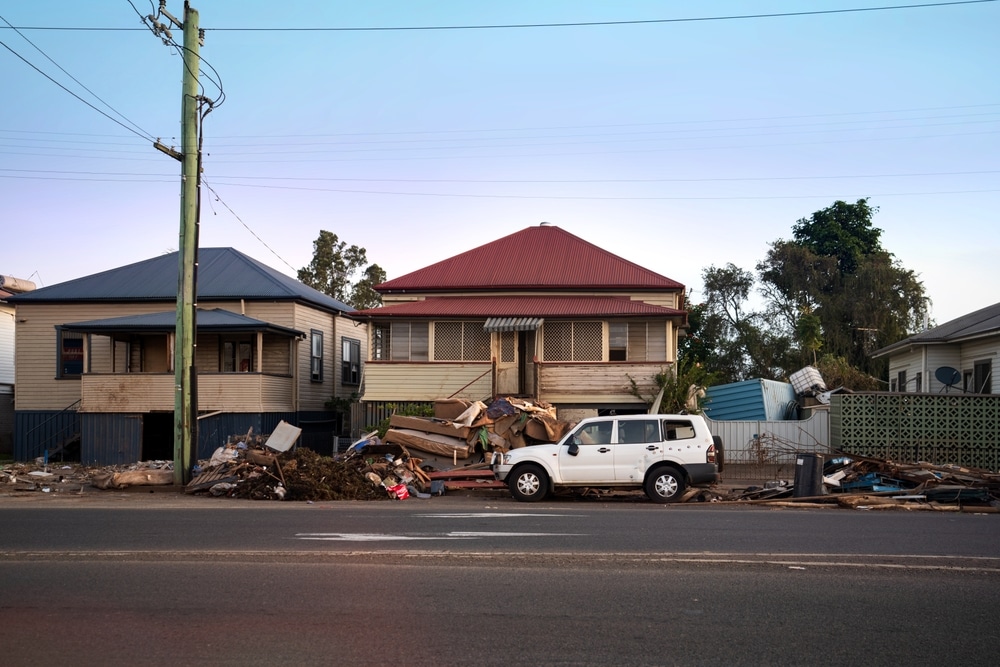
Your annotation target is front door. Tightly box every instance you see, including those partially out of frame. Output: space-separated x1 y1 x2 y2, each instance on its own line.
495 330 519 395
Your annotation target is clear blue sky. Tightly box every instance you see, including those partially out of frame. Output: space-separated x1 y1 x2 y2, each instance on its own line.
2 1 997 325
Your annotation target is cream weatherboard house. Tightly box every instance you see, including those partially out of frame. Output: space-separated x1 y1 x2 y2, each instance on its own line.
9 248 364 465
870 301 998 394
350 223 688 420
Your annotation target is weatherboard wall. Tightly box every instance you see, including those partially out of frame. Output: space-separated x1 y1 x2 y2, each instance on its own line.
961 338 999 394
13 302 168 411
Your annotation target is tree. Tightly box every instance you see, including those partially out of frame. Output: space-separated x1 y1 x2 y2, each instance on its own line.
791 198 882 275
695 264 792 383
757 199 928 377
298 231 383 309
349 263 386 310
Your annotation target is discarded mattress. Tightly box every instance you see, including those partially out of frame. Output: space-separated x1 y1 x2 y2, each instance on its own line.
383 428 473 459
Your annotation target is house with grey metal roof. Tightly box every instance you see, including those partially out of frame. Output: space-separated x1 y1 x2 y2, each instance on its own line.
870 301 999 394
350 223 688 419
8 248 365 465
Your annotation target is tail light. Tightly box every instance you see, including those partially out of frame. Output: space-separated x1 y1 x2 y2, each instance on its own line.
706 442 716 464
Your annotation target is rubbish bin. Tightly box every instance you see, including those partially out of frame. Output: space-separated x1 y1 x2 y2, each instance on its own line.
793 452 824 497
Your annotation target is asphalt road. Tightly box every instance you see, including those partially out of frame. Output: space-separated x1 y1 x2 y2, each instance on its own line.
1 493 998 665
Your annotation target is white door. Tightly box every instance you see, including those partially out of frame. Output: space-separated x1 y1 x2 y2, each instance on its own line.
557 420 616 483
613 418 663 482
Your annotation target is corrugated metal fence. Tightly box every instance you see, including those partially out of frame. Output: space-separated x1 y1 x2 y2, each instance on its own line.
705 410 832 480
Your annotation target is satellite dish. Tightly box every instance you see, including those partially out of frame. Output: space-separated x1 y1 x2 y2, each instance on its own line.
935 366 961 391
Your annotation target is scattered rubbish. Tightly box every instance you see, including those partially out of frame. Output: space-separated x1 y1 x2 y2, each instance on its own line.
730 452 1000 510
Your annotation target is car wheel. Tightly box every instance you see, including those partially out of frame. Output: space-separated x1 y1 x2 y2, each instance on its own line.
644 466 687 503
508 464 548 502
713 435 725 473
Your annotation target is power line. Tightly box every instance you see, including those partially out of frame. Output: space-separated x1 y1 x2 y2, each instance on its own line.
189 181 1000 201
3 167 997 184
4 1 996 32
5 103 998 142
0 13 156 142
201 180 297 272
0 37 153 142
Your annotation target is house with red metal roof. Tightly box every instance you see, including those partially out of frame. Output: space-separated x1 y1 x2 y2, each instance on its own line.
7 249 362 465
350 223 688 418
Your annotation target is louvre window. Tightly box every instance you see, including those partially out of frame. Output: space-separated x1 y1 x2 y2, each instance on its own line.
609 322 628 361
389 322 428 361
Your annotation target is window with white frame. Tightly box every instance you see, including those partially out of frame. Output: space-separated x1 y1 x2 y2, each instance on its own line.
310 330 323 382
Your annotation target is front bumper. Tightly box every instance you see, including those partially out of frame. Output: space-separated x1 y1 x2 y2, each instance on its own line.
492 463 512 482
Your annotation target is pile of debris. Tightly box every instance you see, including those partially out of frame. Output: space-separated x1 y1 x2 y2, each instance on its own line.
0 461 94 493
184 406 529 501
383 396 569 467
735 453 1000 510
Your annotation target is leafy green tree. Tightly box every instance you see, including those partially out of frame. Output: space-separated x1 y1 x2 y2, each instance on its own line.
349 264 386 310
794 309 824 365
298 231 383 309
757 199 928 376
696 263 792 383
791 198 882 275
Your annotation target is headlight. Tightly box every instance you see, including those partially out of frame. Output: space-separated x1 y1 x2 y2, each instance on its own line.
491 452 512 466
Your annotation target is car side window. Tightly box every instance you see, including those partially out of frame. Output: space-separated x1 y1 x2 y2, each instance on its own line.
575 421 613 445
617 419 660 444
661 419 696 441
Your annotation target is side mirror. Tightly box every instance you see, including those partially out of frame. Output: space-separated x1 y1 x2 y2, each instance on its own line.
567 442 580 456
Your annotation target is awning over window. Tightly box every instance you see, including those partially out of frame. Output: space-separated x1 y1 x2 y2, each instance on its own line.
483 317 543 332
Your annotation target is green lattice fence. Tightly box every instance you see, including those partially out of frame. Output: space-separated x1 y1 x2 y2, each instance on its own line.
831 393 1000 471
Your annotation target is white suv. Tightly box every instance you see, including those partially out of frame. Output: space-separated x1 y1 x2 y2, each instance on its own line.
492 414 722 503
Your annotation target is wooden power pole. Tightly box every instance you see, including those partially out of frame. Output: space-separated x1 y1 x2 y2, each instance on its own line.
170 2 201 484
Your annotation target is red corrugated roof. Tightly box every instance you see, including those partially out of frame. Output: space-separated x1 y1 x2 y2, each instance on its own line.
352 295 684 319
376 224 683 293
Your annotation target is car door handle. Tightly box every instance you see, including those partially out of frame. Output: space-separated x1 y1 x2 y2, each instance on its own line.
646 445 658 451
598 447 611 453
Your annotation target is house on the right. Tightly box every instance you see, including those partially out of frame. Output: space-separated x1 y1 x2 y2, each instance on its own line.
870 301 998 394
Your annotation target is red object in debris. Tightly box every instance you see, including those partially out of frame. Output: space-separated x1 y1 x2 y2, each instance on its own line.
387 484 409 500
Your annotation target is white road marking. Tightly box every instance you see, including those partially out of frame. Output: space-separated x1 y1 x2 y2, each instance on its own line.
415 513 569 518
294 531 583 541
447 532 584 537
295 533 472 541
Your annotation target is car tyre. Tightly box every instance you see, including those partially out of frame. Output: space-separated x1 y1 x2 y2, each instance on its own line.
644 466 687 503
713 435 725 473
509 464 549 502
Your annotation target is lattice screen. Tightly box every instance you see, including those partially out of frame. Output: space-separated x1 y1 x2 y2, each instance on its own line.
573 322 602 361
433 321 491 361
542 321 603 361
434 322 462 360
463 322 491 360
543 321 573 360
500 331 516 363
831 393 1000 470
